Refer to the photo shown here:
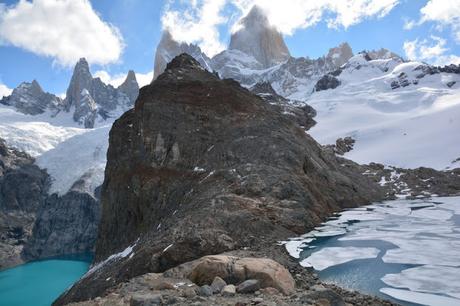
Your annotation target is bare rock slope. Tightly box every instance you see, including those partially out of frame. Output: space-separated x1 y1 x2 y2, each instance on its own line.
56 54 386 304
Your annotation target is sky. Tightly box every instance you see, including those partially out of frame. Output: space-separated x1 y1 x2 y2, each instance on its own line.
0 0 459 97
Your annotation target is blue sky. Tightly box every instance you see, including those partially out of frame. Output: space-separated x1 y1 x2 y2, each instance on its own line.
0 0 459 96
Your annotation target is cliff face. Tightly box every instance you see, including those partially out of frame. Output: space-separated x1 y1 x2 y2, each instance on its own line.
56 54 385 304
0 138 49 269
229 6 290 68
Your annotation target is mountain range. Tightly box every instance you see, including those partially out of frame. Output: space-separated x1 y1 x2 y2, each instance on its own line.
0 2 459 281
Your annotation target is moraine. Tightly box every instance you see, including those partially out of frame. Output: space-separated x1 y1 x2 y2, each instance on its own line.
284 196 460 306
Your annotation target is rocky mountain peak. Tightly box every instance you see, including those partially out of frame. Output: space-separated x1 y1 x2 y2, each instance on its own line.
229 5 290 68
1 80 62 115
154 30 212 79
165 52 204 71
326 42 354 67
118 70 139 103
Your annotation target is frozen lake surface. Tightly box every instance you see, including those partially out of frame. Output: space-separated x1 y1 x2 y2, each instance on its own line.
284 197 460 306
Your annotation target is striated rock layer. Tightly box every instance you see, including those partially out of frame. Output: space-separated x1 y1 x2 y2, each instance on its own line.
55 54 385 304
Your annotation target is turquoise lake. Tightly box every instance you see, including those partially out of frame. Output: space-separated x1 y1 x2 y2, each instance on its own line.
0 255 90 306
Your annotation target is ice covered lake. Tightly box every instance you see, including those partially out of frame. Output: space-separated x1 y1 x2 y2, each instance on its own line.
284 196 460 306
0 255 90 306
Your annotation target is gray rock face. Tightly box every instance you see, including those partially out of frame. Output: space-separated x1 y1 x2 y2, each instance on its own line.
153 30 212 78
0 138 49 269
55 54 386 305
0 138 101 268
65 58 139 128
22 189 100 261
326 43 353 68
229 6 290 68
0 80 62 115
74 89 98 128
118 70 140 103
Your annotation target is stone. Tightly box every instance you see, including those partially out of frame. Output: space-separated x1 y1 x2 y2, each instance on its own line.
259 287 280 295
301 288 346 306
211 276 227 294
237 279 260 293
130 293 162 306
199 285 213 297
182 287 197 298
221 285 236 296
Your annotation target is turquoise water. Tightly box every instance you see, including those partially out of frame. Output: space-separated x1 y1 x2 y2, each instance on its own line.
0 255 91 306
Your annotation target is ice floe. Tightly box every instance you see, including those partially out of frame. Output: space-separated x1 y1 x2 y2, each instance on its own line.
287 196 460 305
382 265 460 299
299 247 380 271
380 288 460 306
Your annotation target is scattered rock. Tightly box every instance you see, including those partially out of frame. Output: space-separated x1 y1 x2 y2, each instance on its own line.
211 276 227 294
447 81 456 88
181 287 197 298
237 279 260 293
222 285 236 296
199 285 213 297
130 293 162 306
259 287 280 295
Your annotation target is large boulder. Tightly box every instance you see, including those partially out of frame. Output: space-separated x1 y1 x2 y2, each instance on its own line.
166 255 295 295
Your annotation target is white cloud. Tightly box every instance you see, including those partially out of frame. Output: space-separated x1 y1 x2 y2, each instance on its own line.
0 0 124 66
162 0 227 56
403 36 460 66
0 83 12 99
94 70 153 88
162 0 400 56
135 71 154 87
406 0 460 44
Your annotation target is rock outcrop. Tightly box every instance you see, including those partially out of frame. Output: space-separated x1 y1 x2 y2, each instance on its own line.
0 138 49 269
55 54 385 304
0 80 62 115
314 74 341 92
229 6 290 68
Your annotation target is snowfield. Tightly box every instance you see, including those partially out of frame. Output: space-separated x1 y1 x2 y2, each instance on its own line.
304 56 460 170
0 105 119 195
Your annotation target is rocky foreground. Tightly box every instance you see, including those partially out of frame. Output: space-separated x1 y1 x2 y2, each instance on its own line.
54 54 396 306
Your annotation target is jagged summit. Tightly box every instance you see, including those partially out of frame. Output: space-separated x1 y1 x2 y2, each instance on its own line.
0 79 62 115
326 42 353 67
64 58 139 127
229 5 290 68
153 30 211 78
118 70 139 103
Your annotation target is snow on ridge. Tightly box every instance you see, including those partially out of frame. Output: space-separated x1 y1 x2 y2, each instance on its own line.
306 58 460 170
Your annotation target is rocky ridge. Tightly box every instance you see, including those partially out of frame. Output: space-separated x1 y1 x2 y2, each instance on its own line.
0 80 63 115
1 58 139 129
54 53 388 305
